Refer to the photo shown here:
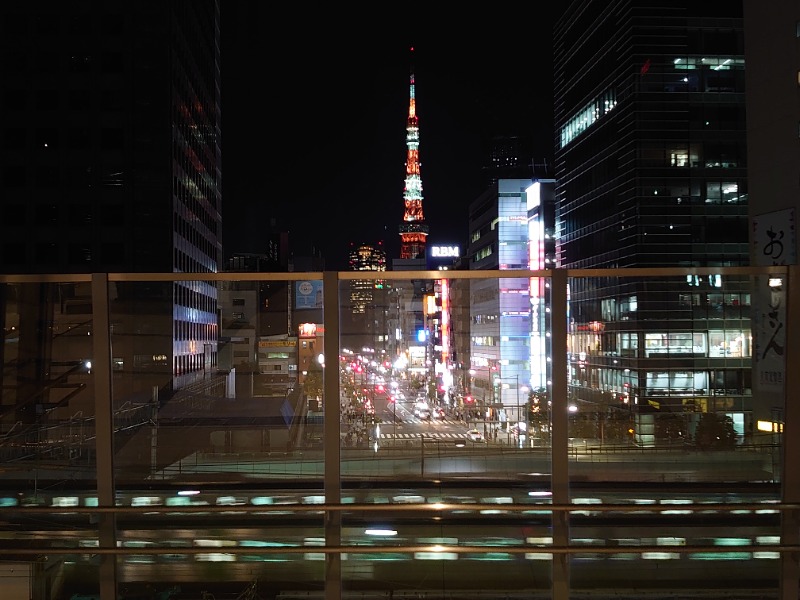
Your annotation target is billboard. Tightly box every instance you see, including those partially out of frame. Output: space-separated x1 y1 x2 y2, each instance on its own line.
295 280 323 310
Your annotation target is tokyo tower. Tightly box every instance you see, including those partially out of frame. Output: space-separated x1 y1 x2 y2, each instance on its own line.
398 47 429 259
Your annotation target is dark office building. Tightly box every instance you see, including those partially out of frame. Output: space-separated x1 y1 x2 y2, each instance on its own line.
0 3 222 397
554 1 751 439
480 134 535 189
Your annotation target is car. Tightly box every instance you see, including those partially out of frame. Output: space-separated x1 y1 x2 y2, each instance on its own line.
466 428 484 442
414 408 431 420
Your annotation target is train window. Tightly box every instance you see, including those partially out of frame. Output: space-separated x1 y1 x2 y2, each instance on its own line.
194 539 236 547
52 496 79 507
414 551 459 561
526 536 553 545
481 496 513 504
756 535 780 544
166 496 208 506
216 496 246 506
302 495 326 504
250 495 298 505
571 497 602 516
196 553 236 562
642 552 680 560
131 496 163 507
392 495 424 503
657 537 686 546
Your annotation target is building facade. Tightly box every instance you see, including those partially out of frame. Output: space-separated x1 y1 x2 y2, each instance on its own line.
0 3 222 403
554 0 751 442
467 179 534 427
342 242 390 357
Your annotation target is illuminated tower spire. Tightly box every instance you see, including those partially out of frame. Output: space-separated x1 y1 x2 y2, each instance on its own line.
398 46 429 260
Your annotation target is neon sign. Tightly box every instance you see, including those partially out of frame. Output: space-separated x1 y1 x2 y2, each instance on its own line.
430 246 460 258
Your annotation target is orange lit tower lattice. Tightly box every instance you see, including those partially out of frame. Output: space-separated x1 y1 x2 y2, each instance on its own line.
398 47 429 259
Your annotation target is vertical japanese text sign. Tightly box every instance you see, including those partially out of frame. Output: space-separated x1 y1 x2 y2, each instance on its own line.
752 209 796 393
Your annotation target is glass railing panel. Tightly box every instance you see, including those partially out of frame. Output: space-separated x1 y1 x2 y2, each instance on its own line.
106 274 325 597
336 272 552 481
0 266 790 600
105 275 326 484
337 271 555 595
565 267 785 597
0 277 100 597
567 484 781 595
564 270 778 483
114 516 327 599
340 506 552 594
0 279 98 482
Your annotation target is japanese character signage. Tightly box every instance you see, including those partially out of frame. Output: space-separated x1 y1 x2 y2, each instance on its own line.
752 208 796 393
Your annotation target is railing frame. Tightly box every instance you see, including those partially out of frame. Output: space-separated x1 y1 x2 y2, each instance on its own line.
0 266 795 600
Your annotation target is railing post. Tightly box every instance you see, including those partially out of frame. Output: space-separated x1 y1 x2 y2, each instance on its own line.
550 268 569 600
781 264 800 600
91 273 117 600
322 271 342 600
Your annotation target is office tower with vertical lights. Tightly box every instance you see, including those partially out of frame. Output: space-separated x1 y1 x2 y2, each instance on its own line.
554 1 750 442
467 179 533 427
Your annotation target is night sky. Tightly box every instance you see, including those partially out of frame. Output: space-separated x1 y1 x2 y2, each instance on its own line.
219 6 565 269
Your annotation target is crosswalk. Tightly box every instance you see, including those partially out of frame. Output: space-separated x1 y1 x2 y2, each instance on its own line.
402 416 463 425
380 431 470 440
